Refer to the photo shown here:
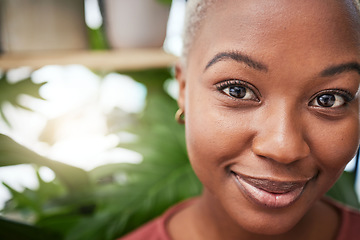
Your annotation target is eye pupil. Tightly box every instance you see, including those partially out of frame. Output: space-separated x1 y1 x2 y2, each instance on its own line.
229 86 246 98
317 94 335 107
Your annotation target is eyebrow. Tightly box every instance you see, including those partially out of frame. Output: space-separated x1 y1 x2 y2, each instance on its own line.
204 51 268 72
320 62 360 77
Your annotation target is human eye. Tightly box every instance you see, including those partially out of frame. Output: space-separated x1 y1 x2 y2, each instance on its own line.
215 80 260 101
308 89 354 108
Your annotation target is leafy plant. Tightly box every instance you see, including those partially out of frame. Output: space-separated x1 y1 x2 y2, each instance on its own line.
156 0 173 5
50 69 202 240
326 170 360 208
0 134 91 192
0 217 61 240
0 68 201 240
0 73 45 126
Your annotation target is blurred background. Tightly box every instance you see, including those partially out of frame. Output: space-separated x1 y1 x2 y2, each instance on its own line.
0 0 359 239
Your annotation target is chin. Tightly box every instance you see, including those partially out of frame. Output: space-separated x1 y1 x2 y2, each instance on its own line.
224 197 310 237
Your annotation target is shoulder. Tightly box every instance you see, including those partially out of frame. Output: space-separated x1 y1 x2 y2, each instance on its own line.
325 198 360 240
119 217 167 240
117 198 197 240
337 204 360 240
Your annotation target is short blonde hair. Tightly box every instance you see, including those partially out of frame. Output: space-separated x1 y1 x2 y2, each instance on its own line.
182 0 215 62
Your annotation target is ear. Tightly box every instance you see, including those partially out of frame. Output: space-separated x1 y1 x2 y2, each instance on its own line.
175 61 186 112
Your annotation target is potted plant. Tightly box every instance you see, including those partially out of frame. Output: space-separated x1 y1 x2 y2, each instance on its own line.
0 0 88 53
100 0 172 49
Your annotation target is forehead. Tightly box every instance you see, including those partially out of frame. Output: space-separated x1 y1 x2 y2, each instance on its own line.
199 0 360 36
187 0 360 69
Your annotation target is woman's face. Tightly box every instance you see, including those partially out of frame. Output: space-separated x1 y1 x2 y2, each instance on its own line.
177 0 360 235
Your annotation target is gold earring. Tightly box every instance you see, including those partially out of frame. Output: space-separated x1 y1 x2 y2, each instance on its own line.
175 109 185 124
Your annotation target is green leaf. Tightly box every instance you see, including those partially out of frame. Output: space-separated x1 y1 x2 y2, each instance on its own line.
156 0 172 5
326 171 359 209
36 214 84 237
87 26 109 50
0 134 91 192
0 217 61 240
0 74 46 126
2 182 42 215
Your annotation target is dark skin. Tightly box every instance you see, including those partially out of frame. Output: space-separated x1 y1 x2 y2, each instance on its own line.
171 0 360 240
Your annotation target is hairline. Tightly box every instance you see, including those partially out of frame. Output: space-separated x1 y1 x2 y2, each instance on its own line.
181 0 360 66
181 0 216 65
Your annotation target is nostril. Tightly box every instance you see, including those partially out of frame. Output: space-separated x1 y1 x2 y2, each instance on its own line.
252 134 310 164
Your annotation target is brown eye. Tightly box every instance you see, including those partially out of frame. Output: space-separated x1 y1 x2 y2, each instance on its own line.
229 86 246 98
223 86 257 100
310 93 346 108
216 79 260 102
317 94 335 107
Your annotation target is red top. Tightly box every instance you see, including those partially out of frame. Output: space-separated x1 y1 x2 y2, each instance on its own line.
118 198 360 240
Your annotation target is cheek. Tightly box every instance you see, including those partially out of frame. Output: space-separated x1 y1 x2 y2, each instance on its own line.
185 110 240 193
184 85 255 183
309 114 359 178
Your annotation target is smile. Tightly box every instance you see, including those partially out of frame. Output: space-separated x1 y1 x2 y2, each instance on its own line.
232 172 311 208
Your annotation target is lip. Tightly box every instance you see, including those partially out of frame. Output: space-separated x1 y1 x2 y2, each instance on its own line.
232 172 312 208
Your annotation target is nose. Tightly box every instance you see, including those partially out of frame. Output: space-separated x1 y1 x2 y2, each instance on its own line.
252 103 310 164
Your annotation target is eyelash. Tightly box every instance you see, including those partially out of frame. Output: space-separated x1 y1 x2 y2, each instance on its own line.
308 89 354 108
215 79 260 101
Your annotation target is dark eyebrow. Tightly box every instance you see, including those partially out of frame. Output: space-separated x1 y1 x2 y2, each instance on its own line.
204 51 268 72
320 62 360 77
